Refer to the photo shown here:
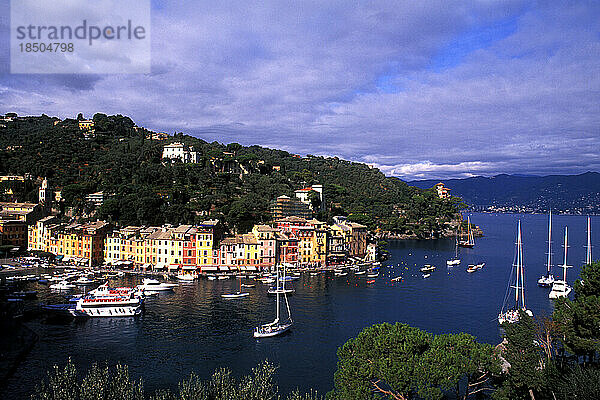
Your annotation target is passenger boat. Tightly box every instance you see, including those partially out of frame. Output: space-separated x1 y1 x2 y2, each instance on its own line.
70 295 143 317
137 278 177 292
538 212 555 287
254 265 293 338
549 227 573 299
498 220 533 324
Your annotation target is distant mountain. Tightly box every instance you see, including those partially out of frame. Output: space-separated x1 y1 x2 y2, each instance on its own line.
408 172 600 214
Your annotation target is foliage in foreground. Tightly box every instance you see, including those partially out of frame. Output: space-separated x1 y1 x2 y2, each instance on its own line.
32 360 321 400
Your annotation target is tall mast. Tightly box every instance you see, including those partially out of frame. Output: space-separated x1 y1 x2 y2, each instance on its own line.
546 211 552 275
562 227 568 282
586 216 592 265
515 220 521 307
276 265 280 322
518 221 525 309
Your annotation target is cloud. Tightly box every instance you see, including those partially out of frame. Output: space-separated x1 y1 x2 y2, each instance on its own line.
0 0 599 180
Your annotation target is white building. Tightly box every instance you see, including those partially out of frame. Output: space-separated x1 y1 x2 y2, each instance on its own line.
162 142 198 163
295 184 324 211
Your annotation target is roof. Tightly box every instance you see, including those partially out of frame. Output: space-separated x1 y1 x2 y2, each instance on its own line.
254 224 278 232
242 233 258 245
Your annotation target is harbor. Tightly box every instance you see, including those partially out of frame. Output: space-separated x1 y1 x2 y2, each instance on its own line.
1 212 596 398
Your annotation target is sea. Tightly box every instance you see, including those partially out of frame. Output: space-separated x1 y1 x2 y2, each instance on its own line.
2 213 598 399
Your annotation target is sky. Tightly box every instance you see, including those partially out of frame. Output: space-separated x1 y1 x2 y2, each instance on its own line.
1 0 599 181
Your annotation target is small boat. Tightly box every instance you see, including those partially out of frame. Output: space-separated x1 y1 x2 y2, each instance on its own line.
177 273 196 281
137 278 177 292
420 265 435 273
466 265 477 273
391 276 402 282
355 270 366 275
254 265 293 338
221 292 250 298
447 236 461 266
241 283 255 288
334 272 348 277
422 273 431 279
476 263 485 269
498 221 533 324
367 273 379 278
50 281 75 290
217 275 229 280
75 276 95 285
207 275 217 280
549 227 573 299
366 279 376 284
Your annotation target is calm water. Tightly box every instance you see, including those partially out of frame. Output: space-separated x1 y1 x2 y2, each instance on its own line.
4 213 599 399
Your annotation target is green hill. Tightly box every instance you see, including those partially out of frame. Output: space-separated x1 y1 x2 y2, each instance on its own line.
0 114 461 237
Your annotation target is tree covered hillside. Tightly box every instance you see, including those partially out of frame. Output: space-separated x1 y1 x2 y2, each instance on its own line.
0 114 460 236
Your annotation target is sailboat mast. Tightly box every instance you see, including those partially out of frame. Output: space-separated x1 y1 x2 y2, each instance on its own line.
546 212 552 275
563 227 568 282
515 221 520 307
518 221 525 309
276 265 280 322
587 216 592 265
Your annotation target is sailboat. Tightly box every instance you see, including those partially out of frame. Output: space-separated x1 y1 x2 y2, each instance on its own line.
254 265 293 337
549 227 572 299
267 263 295 295
447 234 461 266
458 216 475 248
586 216 592 265
221 278 250 298
538 212 555 287
498 220 533 324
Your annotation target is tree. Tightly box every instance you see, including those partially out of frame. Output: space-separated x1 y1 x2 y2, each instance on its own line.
553 261 600 358
496 311 545 400
328 323 498 400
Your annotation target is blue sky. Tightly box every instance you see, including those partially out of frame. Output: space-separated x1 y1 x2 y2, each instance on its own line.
1 0 599 180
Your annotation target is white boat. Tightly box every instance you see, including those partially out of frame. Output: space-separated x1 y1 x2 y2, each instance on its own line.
586 215 592 265
137 278 177 292
254 265 293 338
335 272 348 277
222 279 250 299
177 273 196 281
538 212 555 287
458 216 475 248
422 273 431 279
71 295 142 317
447 236 461 266
50 280 75 290
75 276 95 285
498 220 533 324
476 263 485 269
466 265 477 273
420 265 436 273
549 227 573 299
88 282 143 298
391 276 403 282
367 273 379 278
207 275 217 281
355 270 366 275
218 275 229 280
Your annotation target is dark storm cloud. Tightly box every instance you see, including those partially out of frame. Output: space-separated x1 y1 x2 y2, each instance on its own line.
1 0 598 179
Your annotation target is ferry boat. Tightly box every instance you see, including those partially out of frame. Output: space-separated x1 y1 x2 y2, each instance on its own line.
70 295 143 317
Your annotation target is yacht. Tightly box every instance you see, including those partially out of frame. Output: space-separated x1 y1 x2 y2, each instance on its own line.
254 265 293 338
498 221 533 324
549 227 572 299
137 278 177 292
177 273 196 281
75 276 95 285
538 212 555 287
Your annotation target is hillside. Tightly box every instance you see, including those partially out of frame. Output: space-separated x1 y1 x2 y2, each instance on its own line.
409 173 600 214
0 114 461 237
